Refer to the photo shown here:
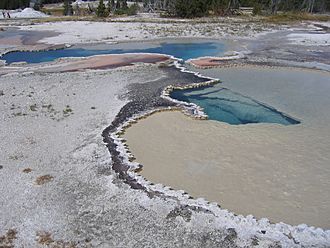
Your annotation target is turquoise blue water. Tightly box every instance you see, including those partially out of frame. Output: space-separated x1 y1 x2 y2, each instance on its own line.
170 85 300 125
1 41 225 64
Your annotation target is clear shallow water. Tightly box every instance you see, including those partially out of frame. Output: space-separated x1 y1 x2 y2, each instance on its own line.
171 84 299 125
1 41 226 64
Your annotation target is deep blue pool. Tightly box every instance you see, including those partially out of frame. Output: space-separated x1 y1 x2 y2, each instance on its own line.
1 41 226 64
171 84 300 125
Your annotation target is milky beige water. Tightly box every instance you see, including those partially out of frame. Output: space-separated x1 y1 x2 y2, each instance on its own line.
123 67 330 229
124 111 330 229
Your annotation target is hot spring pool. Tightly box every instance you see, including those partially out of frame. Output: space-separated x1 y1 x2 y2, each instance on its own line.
123 67 330 228
1 40 226 64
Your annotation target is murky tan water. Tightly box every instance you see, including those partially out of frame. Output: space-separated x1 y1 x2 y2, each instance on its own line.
124 111 330 229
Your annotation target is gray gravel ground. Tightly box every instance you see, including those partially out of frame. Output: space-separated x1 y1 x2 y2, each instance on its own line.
0 66 249 247
0 64 291 247
1 19 330 248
